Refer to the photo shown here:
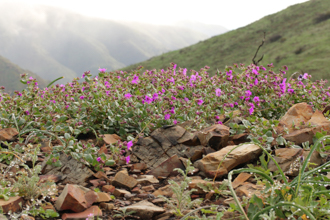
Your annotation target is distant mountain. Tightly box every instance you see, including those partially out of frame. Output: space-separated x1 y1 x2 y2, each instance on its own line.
0 55 48 94
123 0 330 83
0 3 227 85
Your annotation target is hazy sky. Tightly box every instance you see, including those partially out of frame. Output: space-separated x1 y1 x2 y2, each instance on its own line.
2 0 309 29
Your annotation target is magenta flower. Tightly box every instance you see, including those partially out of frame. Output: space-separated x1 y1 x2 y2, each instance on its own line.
288 89 294 94
25 110 30 115
18 92 22 97
245 90 252 97
167 77 175 84
184 97 189 102
253 96 260 103
215 116 220 120
127 141 133 150
164 114 171 120
98 68 107 73
197 99 204 105
80 96 84 100
97 157 102 162
173 120 178 124
183 68 187 75
170 107 175 114
249 107 254 115
173 64 177 69
152 93 159 101
131 75 139 84
190 74 197 82
171 96 176 101
252 69 259 75
303 73 309 79
254 78 258 85
124 93 132 99
144 95 152 104
125 155 130 164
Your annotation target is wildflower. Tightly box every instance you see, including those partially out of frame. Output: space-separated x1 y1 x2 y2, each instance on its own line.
171 96 176 101
131 75 139 84
182 68 187 76
217 121 223 124
254 78 258 85
164 114 171 120
25 110 30 115
215 88 222 97
144 95 152 104
27 81 30 84
127 141 133 150
97 157 102 162
124 93 132 99
167 77 175 84
184 97 189 102
245 90 252 97
125 155 130 164
173 64 177 69
80 96 84 100
177 86 185 90
229 103 234 107
170 107 175 114
173 120 178 124
288 89 294 94
18 92 22 97
303 73 309 79
215 116 220 120
197 99 204 105
152 93 159 101
249 107 254 115
252 69 259 75
253 96 260 103
190 74 196 82
98 68 107 73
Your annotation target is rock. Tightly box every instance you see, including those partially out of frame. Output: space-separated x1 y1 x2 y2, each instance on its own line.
152 185 173 197
102 185 116 194
55 184 96 212
177 130 200 146
235 182 264 198
230 133 249 145
277 103 330 145
38 174 62 184
121 200 165 219
302 150 324 168
130 163 148 173
232 173 252 189
196 124 230 150
0 196 24 214
268 148 303 173
112 170 137 189
188 179 222 194
103 133 121 145
61 205 102 220
113 189 131 197
41 153 94 187
99 202 115 211
141 185 155 192
322 104 330 115
95 192 112 203
93 171 112 183
184 145 204 162
0 128 18 141
137 175 159 185
194 144 262 178
133 125 189 168
20 215 35 220
147 155 185 178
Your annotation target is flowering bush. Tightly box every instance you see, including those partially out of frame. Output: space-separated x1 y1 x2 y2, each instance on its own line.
0 63 329 168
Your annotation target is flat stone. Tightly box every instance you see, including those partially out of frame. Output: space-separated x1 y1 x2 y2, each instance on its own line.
0 196 24 214
102 185 116 194
0 128 18 141
121 200 165 219
194 144 262 178
141 185 155 192
268 148 303 173
136 175 159 185
188 179 222 194
235 182 264 198
232 173 252 189
112 171 137 189
152 185 173 197
113 189 131 198
147 155 185 178
61 205 102 220
95 192 112 203
99 202 115 211
103 134 121 145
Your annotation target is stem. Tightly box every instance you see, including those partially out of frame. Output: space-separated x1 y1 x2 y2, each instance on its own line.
228 170 249 220
251 201 315 220
46 76 64 88
0 151 24 163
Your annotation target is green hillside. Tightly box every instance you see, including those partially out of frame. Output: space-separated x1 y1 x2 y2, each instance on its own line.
123 0 330 81
0 55 48 94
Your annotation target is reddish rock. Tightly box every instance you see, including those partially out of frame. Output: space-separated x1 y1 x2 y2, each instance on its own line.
136 175 159 185
147 154 185 178
152 185 173 197
235 182 264 198
113 189 131 197
99 202 115 211
121 200 165 219
232 173 252 189
102 185 116 194
97 144 108 154
141 185 155 192
188 179 222 194
268 148 303 173
0 128 18 141
112 171 137 189
55 184 96 212
61 205 102 220
0 196 24 214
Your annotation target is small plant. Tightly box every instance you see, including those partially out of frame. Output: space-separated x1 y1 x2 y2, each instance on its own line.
113 208 136 220
158 160 203 217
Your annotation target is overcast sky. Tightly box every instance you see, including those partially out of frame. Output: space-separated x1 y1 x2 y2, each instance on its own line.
2 0 309 29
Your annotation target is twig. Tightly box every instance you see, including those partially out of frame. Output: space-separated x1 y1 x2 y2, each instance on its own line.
252 32 266 66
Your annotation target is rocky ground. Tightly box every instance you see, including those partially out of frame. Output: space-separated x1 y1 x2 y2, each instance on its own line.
1 102 330 220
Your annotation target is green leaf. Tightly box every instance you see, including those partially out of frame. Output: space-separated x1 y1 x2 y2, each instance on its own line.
64 133 71 139
85 154 93 164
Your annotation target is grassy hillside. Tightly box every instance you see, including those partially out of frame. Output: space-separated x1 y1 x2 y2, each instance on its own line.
123 0 330 81
0 55 48 94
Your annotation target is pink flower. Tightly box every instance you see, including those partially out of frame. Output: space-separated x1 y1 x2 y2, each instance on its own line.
25 110 30 115
98 68 107 73
125 155 130 164
249 107 254 115
252 69 259 75
80 96 84 100
127 141 133 150
184 97 189 102
245 90 252 97
254 78 258 85
183 68 187 75
124 93 132 99
171 96 176 101
197 99 204 106
97 157 102 162
253 96 260 103
164 114 171 120
131 75 139 84
144 95 152 104
173 120 178 124
215 88 221 97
